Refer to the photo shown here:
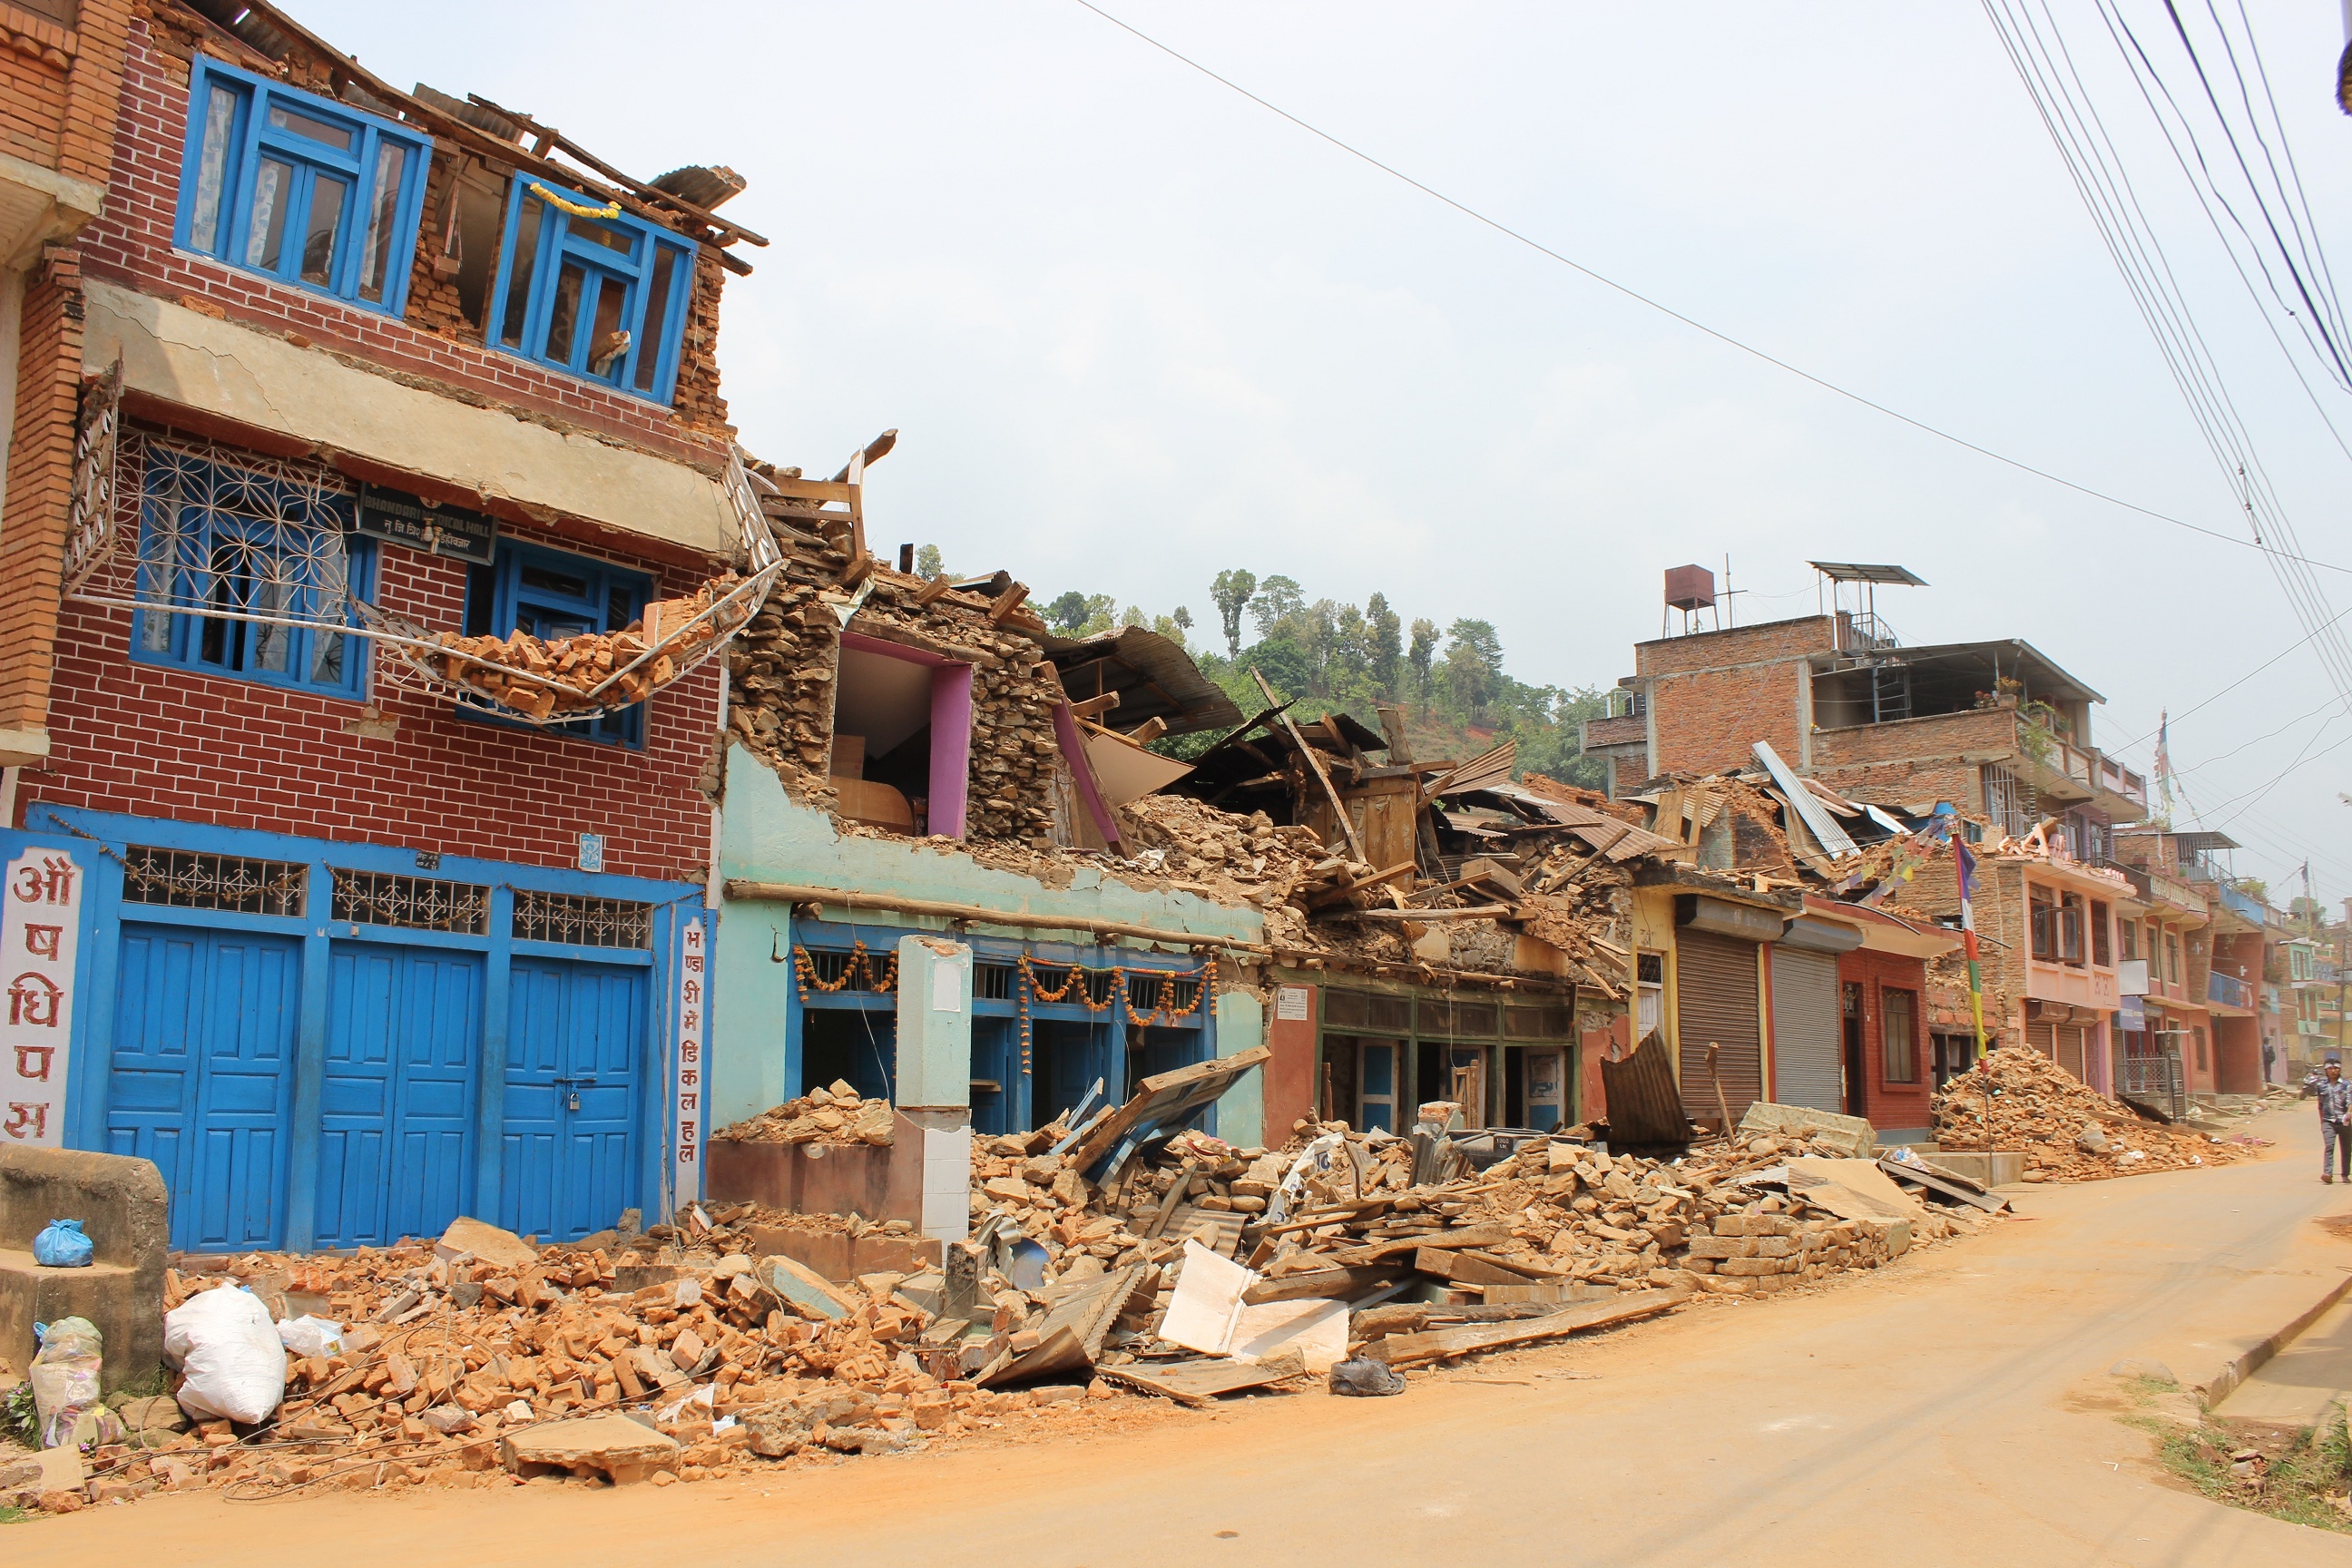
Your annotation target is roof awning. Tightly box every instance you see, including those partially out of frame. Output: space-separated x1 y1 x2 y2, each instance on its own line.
1040 627 1244 738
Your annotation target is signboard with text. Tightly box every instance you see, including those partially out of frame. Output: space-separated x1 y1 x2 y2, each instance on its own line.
1 847 83 1148
672 916 707 1213
353 482 499 566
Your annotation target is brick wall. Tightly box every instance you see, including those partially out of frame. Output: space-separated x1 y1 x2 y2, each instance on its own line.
1632 615 1838 678
0 247 85 740
74 19 732 471
0 0 130 183
17 431 720 881
1647 660 1806 778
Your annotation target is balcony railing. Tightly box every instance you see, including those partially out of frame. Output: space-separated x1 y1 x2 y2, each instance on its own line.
2019 716 2147 810
2208 972 2252 1009
2298 1018 2331 1038
2219 885 2267 925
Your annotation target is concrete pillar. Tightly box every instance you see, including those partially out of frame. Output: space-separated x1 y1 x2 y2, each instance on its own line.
896 935 973 1242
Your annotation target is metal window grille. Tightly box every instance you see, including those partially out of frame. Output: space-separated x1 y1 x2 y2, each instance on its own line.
513 890 652 949
1125 972 1202 1016
975 963 1017 1001
122 845 308 916
333 870 491 934
1983 763 2034 840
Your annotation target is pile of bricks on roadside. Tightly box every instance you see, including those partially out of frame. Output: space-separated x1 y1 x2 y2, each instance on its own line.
1930 1045 2249 1181
23 1204 1143 1510
713 1082 895 1145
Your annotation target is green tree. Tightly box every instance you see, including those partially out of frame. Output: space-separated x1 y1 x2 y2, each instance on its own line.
914 544 946 580
1367 593 1402 698
1210 569 1258 657
1407 618 1439 697
1442 618 1504 721
1044 591 1093 632
1251 575 1305 641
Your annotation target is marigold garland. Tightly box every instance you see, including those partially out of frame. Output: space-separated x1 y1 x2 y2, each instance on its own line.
788 940 897 1003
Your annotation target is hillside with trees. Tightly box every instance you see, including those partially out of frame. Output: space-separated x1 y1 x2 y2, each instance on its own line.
917 548 1607 787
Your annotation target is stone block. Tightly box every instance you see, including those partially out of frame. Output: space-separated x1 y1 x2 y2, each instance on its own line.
0 1146 169 1396
501 1413 680 1484
436 1217 538 1270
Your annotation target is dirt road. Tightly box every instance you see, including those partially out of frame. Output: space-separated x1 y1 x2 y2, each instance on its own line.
19 1103 2351 1566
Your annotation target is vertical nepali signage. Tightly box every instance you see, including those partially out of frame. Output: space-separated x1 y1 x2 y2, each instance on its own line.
673 915 708 1212
2 848 83 1148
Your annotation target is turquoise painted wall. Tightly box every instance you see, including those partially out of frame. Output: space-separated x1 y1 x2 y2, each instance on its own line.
711 743 1270 1132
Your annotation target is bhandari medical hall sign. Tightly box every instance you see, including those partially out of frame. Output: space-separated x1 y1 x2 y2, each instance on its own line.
1 847 83 1148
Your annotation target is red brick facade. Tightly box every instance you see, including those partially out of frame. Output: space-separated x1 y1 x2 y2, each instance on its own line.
74 19 731 468
1810 708 2014 810
19 429 720 882
1632 616 1837 779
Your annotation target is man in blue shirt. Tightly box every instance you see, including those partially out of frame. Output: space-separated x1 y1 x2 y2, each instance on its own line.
2318 1059 2352 1184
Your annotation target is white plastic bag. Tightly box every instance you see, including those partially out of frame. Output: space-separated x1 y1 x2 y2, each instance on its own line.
164 1287 286 1425
29 1317 103 1449
276 1315 345 1359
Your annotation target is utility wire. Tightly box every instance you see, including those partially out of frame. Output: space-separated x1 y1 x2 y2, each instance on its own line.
1983 0 2352 711
2106 593 2352 752
1068 0 2352 580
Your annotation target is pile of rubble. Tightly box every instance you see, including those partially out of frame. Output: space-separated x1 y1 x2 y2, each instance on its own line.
1931 1047 2248 1181
426 574 749 720
715 1083 895 1145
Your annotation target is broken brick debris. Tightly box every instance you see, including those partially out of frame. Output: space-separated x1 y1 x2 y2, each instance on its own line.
713 1080 896 1146
1931 1047 2249 1182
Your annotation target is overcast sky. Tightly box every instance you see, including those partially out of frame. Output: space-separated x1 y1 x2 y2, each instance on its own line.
310 1 2352 907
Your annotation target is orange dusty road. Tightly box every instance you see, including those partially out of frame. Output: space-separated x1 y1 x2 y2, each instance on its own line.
19 1102 2352 1567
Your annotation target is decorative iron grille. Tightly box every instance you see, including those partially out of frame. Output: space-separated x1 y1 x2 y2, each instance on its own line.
1124 972 1202 1016
332 870 492 934
122 845 309 916
513 890 652 950
975 962 1017 1001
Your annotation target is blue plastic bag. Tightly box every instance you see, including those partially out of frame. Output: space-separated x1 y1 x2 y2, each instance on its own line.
33 1219 93 1268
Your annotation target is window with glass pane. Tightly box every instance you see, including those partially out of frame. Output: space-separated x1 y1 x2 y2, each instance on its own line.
175 58 429 314
1882 989 1918 1083
461 543 648 747
487 179 696 404
129 446 372 699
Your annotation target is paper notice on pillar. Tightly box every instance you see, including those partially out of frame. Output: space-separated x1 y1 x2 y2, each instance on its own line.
671 915 709 1212
1 847 83 1149
1275 986 1311 1022
931 956 962 1013
1159 1238 1257 1356
1228 1298 1349 1373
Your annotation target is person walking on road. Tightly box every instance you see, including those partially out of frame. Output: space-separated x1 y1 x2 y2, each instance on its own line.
2319 1059 2352 1183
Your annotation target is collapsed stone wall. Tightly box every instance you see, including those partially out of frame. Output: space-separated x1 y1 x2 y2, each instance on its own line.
724 525 1063 845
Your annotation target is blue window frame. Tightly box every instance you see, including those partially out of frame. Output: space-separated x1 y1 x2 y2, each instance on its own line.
485 179 696 405
463 544 649 747
174 58 431 316
130 446 374 700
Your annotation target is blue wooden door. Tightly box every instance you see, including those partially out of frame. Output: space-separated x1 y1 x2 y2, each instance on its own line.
501 958 645 1243
316 943 483 1247
105 925 299 1251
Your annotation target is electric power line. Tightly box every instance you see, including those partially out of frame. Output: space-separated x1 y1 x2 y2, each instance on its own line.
1068 0 2352 583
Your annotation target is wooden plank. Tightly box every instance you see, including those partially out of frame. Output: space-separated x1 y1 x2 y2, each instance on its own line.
1328 1224 1514 1267
1412 1247 1546 1286
914 574 956 606
1365 1288 1683 1367
1141 1160 1197 1241
1306 859 1417 912
988 583 1031 623
1093 1348 1308 1407
1240 1264 1407 1306
1879 1160 2010 1213
1252 668 1367 863
1067 1046 1275 1175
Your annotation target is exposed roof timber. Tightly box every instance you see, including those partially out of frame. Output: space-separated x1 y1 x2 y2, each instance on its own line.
1828 637 2107 706
1809 561 1928 586
464 92 769 249
197 1 767 257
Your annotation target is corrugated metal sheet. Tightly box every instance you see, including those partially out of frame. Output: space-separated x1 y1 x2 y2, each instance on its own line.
1677 928 1763 1127
1770 946 1842 1112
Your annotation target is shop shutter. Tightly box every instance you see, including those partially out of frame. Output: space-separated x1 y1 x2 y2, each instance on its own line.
1769 946 1841 1112
2055 1025 2087 1083
2026 1021 2056 1060
1676 928 1763 1127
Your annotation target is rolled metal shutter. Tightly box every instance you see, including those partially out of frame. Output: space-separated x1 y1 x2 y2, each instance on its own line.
2026 1021 2056 1060
1676 929 1763 1127
1769 946 1841 1112
2055 1025 2086 1082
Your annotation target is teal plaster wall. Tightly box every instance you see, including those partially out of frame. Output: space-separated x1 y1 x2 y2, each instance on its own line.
711 743 1270 1131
